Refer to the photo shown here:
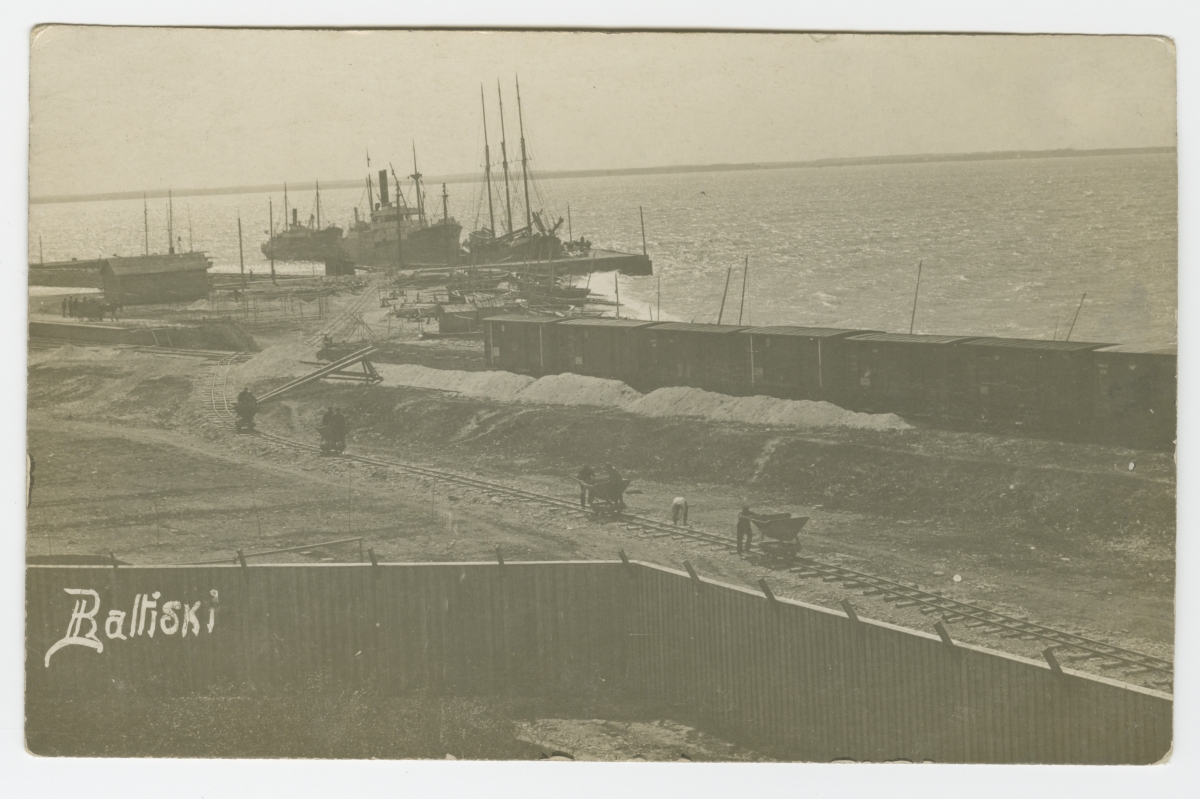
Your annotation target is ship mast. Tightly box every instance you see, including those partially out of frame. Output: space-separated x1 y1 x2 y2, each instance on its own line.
442 183 449 224
316 180 321 230
481 85 496 235
497 81 513 235
516 76 532 232
283 183 289 229
187 204 193 252
143 193 149 255
409 143 426 227
167 190 175 255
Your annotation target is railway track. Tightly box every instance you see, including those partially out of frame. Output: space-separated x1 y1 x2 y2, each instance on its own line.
203 356 1173 693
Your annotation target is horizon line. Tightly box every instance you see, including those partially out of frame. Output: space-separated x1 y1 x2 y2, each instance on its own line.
30 145 1175 206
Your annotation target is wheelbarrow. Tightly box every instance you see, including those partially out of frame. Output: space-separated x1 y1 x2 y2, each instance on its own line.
749 512 809 558
576 477 630 519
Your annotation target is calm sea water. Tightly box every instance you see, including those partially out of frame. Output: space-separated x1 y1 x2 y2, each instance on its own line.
29 153 1176 348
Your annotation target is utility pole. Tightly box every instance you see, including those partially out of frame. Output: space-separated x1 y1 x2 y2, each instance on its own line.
237 213 247 293
268 197 276 282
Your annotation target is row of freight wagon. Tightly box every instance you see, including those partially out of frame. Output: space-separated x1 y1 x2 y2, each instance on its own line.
481 315 1176 447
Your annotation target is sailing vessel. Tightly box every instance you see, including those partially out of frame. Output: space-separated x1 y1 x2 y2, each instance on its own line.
466 79 652 276
261 182 344 261
339 149 462 267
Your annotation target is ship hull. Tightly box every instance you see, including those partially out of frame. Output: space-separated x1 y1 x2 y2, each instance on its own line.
260 227 344 261
340 219 463 267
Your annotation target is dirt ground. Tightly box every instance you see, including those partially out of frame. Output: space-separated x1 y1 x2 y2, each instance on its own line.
26 324 1176 687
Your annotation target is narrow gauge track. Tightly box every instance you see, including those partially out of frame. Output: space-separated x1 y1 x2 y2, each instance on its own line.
204 356 1173 692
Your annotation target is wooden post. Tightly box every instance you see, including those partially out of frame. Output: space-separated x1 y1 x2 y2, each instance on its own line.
683 560 703 591
737 256 749 325
1065 292 1087 341
908 260 923 335
639 206 647 256
1043 646 1065 675
716 266 732 324
758 578 780 612
840 598 860 623
934 620 955 647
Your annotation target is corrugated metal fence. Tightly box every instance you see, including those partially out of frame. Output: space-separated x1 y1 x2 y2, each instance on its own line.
27 561 1170 763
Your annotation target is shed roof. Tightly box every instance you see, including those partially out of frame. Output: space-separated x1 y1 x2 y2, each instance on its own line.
102 253 211 276
961 337 1112 353
846 333 974 345
484 314 564 325
558 318 659 329
1095 344 1177 356
649 322 748 335
740 326 876 339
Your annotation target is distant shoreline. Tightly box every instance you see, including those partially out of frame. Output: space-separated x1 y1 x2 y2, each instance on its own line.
31 146 1175 206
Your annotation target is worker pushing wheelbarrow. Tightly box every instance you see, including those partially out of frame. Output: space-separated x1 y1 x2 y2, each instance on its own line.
573 463 631 519
747 511 809 558
317 407 347 455
234 388 257 433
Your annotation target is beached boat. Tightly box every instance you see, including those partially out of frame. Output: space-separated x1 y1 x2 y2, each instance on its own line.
464 79 652 276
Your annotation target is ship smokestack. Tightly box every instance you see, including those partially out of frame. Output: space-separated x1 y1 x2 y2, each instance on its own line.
378 170 390 206
292 208 298 226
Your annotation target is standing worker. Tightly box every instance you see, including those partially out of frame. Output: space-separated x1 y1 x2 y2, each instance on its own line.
61 296 68 317
603 463 626 510
736 506 754 556
577 464 595 508
672 496 689 526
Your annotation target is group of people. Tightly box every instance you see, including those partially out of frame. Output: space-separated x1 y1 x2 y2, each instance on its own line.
320 407 349 453
574 463 757 555
575 462 626 510
61 295 120 322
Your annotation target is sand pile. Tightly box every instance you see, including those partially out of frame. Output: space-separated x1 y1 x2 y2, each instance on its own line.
624 386 911 431
515 373 643 407
233 336 319 382
377 363 910 430
375 363 535 401
30 344 129 364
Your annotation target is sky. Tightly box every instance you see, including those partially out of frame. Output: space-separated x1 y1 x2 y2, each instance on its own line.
29 28 1176 198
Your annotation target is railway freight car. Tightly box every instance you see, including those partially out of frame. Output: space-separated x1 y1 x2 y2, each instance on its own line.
840 333 975 416
1093 344 1176 447
645 322 748 394
961 338 1112 430
557 318 659 389
482 314 563 376
739 326 876 403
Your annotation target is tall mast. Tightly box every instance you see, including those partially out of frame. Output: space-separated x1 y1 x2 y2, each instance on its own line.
143 193 149 255
442 183 449 224
366 149 375 209
409 143 425 226
167 190 175 254
187 204 193 252
481 86 496 235
497 81 513 235
316 180 321 229
283 183 289 229
516 76 532 232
